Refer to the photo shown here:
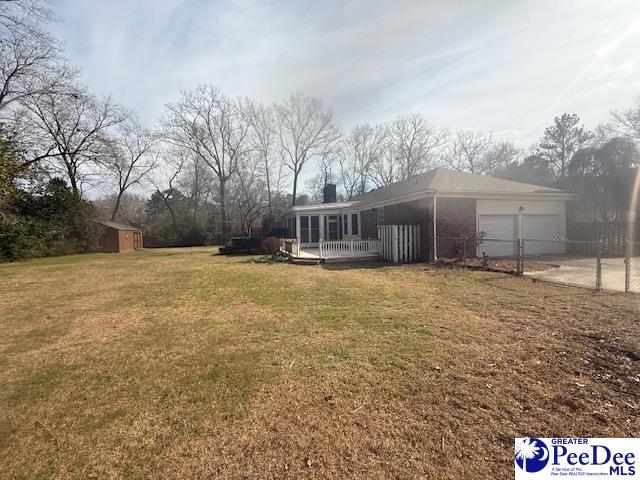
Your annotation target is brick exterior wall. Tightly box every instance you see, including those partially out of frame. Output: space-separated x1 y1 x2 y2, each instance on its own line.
100 228 120 253
358 196 476 261
360 209 378 239
360 197 433 261
434 197 476 258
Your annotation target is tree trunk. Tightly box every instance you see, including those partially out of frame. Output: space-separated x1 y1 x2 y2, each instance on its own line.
264 157 273 214
161 194 179 233
219 178 228 235
65 157 80 196
291 173 298 206
111 191 124 221
192 180 199 228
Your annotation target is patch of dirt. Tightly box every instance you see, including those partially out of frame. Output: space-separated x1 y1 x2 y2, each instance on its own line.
435 257 557 273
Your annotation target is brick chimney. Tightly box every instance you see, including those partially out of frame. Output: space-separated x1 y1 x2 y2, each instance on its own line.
322 183 337 203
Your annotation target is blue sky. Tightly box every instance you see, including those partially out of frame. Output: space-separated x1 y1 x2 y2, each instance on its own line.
50 0 640 148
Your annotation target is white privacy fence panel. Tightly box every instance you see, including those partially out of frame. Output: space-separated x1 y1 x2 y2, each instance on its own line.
319 239 381 259
378 225 421 263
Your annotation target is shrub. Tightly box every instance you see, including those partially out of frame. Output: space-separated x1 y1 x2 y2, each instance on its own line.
261 236 281 255
0 213 38 260
0 178 103 261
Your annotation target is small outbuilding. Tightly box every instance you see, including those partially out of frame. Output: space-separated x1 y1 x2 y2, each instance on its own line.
98 221 143 253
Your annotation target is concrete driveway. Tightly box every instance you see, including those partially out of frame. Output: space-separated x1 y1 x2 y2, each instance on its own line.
524 256 633 292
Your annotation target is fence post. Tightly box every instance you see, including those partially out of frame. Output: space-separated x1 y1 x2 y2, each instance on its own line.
462 238 467 267
517 238 525 276
595 240 602 292
625 239 631 293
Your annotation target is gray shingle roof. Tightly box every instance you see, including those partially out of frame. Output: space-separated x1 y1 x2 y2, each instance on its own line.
356 168 566 207
97 220 142 231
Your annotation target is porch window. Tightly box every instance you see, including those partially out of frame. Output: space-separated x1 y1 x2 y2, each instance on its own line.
351 213 359 235
376 207 385 226
343 215 348 235
327 215 339 240
300 215 310 243
310 216 320 242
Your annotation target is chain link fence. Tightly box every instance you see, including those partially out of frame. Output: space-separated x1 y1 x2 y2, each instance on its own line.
435 236 640 293
433 236 619 292
626 241 640 293
435 236 522 275
521 239 602 291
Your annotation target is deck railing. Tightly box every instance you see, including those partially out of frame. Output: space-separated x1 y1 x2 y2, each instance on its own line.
280 238 300 256
319 239 381 259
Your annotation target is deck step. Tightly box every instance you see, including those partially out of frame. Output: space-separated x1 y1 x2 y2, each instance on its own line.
289 258 321 265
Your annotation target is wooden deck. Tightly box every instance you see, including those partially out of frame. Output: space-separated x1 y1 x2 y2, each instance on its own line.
291 248 380 264
281 239 382 264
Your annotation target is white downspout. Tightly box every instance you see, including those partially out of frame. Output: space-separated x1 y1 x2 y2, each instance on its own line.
433 194 438 261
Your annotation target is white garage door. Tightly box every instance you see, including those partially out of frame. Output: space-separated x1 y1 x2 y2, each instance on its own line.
522 214 565 255
478 215 516 257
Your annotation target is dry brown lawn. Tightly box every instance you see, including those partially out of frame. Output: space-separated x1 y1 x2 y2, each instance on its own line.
1 247 639 479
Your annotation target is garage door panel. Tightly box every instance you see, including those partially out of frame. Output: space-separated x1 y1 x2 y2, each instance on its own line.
478 215 516 257
523 214 565 255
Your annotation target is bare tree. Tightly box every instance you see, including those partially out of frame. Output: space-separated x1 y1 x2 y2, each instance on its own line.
482 141 523 175
102 117 157 220
149 154 185 233
245 99 288 215
0 33 76 116
0 0 53 39
228 155 268 235
274 93 339 206
369 144 401 188
305 168 338 201
445 130 494 174
610 100 640 143
163 85 250 235
388 113 447 179
178 154 215 229
340 123 387 198
24 86 126 194
94 192 147 225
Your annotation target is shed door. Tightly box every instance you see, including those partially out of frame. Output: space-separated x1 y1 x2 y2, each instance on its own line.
522 214 564 255
478 214 516 257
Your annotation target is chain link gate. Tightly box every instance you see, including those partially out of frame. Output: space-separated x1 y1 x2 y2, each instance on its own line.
625 240 640 293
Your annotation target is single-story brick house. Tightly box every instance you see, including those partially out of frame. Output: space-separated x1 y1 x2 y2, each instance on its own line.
98 221 143 253
283 168 573 261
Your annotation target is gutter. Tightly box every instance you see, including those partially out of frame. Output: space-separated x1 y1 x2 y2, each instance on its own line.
432 193 438 261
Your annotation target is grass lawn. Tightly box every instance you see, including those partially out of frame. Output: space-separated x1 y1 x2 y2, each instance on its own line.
1 247 639 479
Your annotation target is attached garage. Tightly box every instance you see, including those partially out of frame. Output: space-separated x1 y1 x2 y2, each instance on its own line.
315 168 573 261
522 214 565 255
477 214 517 257
476 199 567 257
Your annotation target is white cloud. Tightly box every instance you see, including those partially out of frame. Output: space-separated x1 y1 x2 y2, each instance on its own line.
50 0 640 149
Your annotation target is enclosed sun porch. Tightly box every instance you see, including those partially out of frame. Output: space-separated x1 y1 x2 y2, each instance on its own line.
280 184 381 262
